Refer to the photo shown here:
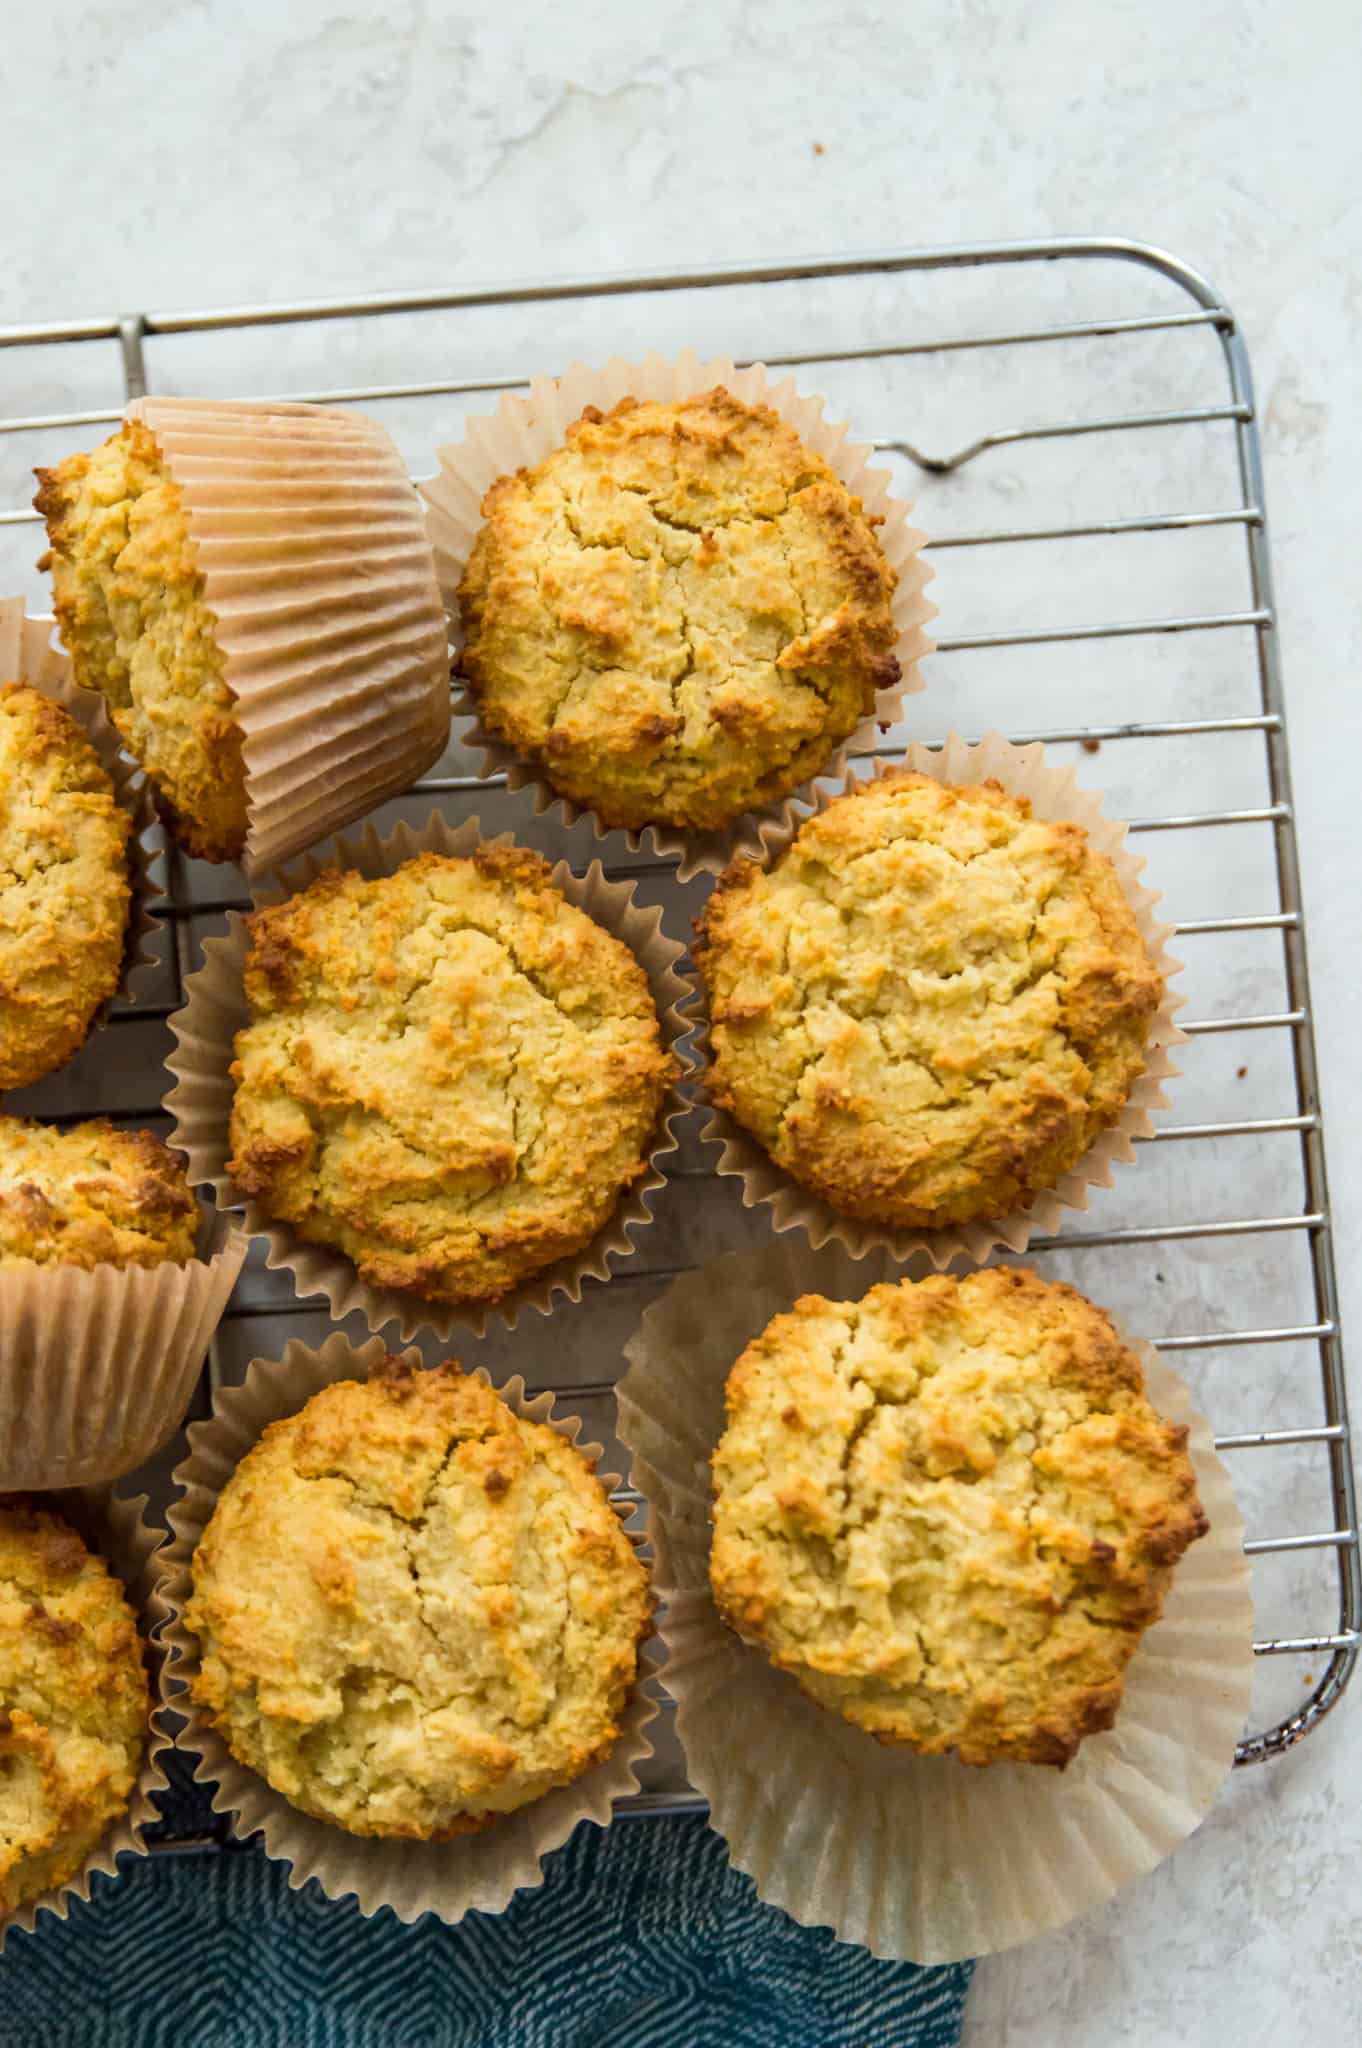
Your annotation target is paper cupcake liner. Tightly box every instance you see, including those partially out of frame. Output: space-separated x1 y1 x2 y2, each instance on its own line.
164 809 693 1342
0 596 159 1021
127 398 451 876
159 1331 660 1922
692 731 1184 1269
617 1242 1254 1964
420 350 935 882
1 1488 172 1947
0 1208 247 1490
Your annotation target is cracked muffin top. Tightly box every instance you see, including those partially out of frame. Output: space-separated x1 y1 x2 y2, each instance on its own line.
0 682 132 1091
185 1359 651 1838
227 846 678 1307
36 420 247 864
457 387 901 834
709 1266 1207 1767
0 1115 198 1269
694 769 1164 1232
0 1499 149 1918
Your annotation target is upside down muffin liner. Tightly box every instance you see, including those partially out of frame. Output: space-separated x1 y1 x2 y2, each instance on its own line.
125 398 450 876
163 809 693 1343
616 1241 1255 1964
691 730 1185 1269
419 351 935 881
0 596 160 1020
1 1488 173 1946
0 1209 247 1491
159 1332 660 1921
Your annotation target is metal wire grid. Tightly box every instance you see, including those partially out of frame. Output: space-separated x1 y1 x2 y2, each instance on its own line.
0 240 1355 1831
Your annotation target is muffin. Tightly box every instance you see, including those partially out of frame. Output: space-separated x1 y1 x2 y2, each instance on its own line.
36 404 452 871
0 1115 198 1269
0 1498 150 1918
184 1359 652 1838
695 769 1165 1231
458 386 900 833
0 682 132 1090
709 1266 1208 1766
226 847 678 1306
36 421 247 863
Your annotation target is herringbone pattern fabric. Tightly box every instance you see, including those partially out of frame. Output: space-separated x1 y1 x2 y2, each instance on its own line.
0 1816 972 2048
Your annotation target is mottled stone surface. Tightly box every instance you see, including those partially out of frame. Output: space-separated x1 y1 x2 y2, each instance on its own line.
2 4 1359 2039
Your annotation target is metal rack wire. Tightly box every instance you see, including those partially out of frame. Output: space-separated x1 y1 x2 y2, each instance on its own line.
1 239 1355 1843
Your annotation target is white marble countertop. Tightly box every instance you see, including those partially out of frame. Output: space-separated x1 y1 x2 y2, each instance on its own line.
5 3 1359 2040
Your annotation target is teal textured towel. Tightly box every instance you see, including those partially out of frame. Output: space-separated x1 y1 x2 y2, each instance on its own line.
0 1816 972 2048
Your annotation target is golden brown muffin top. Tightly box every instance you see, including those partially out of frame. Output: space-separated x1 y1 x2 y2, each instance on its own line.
186 1359 652 1838
0 1115 198 1270
0 681 132 1092
695 770 1164 1231
227 847 678 1306
458 387 900 833
36 420 246 864
710 1266 1206 1767
0 1498 149 1918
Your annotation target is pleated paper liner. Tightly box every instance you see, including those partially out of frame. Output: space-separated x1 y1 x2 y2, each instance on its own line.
0 1489 172 1947
0 1209 247 1491
127 398 451 876
0 597 159 1020
159 1332 660 1922
616 1242 1255 1964
164 810 693 1343
692 731 1185 1269
419 350 935 882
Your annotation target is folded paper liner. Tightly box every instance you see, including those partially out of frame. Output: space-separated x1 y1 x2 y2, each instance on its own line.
1 1489 172 1948
420 350 935 881
0 596 159 1017
127 399 451 876
0 1211 247 1491
693 731 1185 1268
617 1241 1255 1964
159 1332 660 1921
164 809 692 1342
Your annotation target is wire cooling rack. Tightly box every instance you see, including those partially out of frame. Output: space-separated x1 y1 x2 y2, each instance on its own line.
1 238 1356 1846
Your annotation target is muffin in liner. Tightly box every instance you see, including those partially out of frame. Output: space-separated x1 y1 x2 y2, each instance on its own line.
159 1331 660 1922
124 398 450 875
0 1206 247 1491
164 810 692 1342
0 596 159 1026
692 731 1184 1269
420 351 935 881
617 1242 1255 1963
0 1487 172 1947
